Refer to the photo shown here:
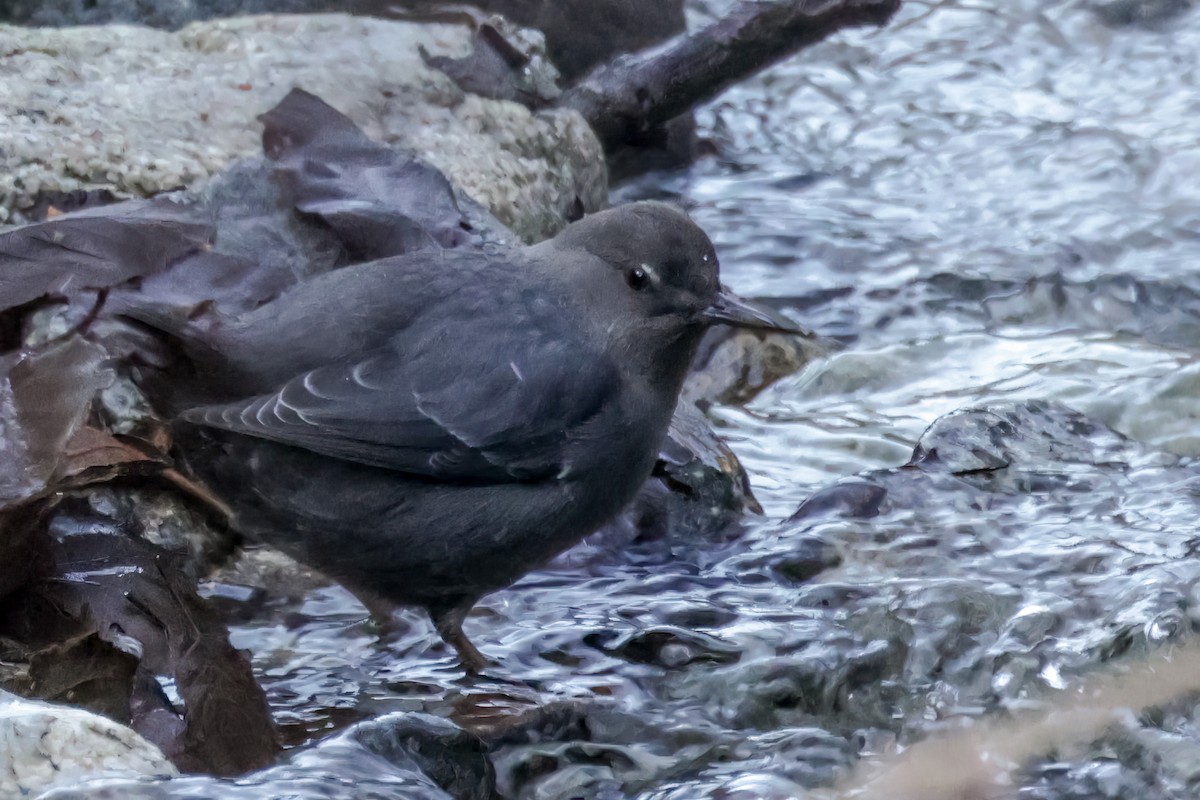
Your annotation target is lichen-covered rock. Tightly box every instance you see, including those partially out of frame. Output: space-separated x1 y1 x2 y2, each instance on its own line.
0 14 606 240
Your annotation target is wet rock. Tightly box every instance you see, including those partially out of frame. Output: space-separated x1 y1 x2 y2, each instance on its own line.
788 480 889 522
765 533 843 585
0 494 278 776
579 403 766 570
420 15 562 108
1022 758 1173 800
583 626 741 669
38 712 488 800
488 703 722 800
0 14 605 240
683 318 826 409
0 690 177 797
774 401 1200 718
1092 0 1193 28
79 487 238 582
204 548 334 601
644 403 764 534
908 399 1144 474
981 274 1200 353
685 642 907 733
350 713 495 800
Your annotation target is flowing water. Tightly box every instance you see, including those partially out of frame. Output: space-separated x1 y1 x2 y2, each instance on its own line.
189 2 1200 797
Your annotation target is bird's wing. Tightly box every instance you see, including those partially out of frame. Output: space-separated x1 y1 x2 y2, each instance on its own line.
179 319 618 482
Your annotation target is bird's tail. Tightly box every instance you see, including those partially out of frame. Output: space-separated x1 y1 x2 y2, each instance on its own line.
103 290 245 412
106 290 221 359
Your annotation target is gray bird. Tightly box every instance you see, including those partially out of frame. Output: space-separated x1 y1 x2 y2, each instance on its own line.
129 201 794 672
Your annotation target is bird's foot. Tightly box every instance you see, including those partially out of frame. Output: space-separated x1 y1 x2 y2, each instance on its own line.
442 622 495 676
431 605 507 677
446 635 545 691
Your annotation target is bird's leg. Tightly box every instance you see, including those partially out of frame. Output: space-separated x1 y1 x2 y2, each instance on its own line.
357 592 407 640
429 605 491 675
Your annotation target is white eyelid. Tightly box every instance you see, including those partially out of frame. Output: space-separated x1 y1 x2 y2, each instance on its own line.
639 263 660 283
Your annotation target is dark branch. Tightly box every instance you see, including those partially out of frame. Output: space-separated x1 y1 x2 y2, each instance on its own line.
560 0 902 152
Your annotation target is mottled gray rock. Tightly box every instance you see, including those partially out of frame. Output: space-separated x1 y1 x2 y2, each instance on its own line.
0 0 688 86
683 325 827 409
0 14 606 241
0 690 177 798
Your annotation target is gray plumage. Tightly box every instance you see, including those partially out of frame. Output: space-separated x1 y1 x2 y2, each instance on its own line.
128 201 793 671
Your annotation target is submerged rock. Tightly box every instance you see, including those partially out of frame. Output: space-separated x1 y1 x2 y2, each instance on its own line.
771 400 1200 721
1092 0 1193 28
37 712 491 800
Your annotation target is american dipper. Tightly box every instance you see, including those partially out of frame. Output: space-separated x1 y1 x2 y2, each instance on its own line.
128 201 795 672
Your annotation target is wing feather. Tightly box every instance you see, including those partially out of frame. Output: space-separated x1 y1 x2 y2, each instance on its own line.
181 311 616 482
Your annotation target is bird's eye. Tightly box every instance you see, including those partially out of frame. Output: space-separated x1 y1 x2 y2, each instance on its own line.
626 266 650 291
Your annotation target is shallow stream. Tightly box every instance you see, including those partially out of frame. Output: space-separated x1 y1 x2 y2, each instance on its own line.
198 2 1200 797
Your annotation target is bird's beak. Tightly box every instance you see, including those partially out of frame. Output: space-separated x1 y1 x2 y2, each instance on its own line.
702 288 804 334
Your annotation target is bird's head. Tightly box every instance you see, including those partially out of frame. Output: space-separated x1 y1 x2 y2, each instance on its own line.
547 201 800 338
